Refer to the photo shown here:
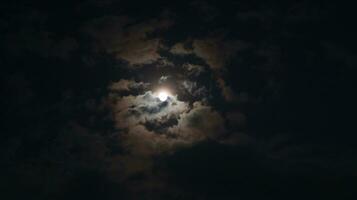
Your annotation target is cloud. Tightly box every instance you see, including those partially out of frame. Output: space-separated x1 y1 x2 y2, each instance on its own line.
171 38 246 103
217 78 237 102
158 76 169 83
192 37 244 70
182 63 205 77
107 91 190 155
84 16 173 65
122 125 189 156
180 80 207 98
109 79 149 92
107 90 225 158
189 37 247 103
170 38 247 72
169 101 225 140
110 91 189 129
156 58 175 68
170 42 193 55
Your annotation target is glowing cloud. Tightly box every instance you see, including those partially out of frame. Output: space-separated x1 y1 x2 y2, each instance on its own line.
157 89 170 101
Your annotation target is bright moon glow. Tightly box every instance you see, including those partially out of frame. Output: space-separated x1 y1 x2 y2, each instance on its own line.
158 90 169 101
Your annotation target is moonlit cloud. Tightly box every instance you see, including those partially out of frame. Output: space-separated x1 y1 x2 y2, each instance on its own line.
3 1 355 199
180 37 249 104
158 76 170 83
170 42 193 55
217 78 237 102
180 80 207 98
192 37 240 70
182 63 205 77
109 79 149 92
107 86 225 156
84 16 173 65
168 101 225 140
107 91 196 163
110 91 188 129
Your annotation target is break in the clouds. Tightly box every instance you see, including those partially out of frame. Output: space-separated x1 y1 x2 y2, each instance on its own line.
96 16 248 160
110 91 188 130
108 89 225 156
81 12 239 161
2 1 356 199
170 37 248 102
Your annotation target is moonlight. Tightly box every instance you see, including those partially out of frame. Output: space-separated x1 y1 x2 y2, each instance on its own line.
157 90 170 101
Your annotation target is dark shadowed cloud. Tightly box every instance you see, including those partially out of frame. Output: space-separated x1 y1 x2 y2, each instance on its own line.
1 1 357 199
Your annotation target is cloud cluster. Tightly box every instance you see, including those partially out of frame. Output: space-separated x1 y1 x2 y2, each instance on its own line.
3 1 357 199
109 79 149 92
170 38 244 71
182 63 205 77
111 91 188 130
170 42 193 55
107 89 225 156
168 101 225 140
217 77 237 102
84 16 173 65
180 80 207 98
192 38 244 70
170 38 247 102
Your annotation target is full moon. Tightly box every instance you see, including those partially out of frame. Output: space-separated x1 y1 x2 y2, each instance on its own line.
158 90 169 101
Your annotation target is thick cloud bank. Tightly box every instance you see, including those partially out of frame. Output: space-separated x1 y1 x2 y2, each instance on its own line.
108 88 225 156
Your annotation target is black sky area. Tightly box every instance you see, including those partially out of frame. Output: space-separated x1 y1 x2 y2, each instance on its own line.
1 0 357 199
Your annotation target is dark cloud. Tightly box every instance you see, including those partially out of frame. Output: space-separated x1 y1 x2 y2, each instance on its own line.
107 89 225 157
182 63 205 77
169 101 225 140
1 1 356 199
170 42 193 55
164 141 357 199
109 79 149 92
83 15 173 66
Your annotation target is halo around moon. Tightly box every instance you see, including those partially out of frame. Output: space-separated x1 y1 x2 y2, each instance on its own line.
157 90 169 101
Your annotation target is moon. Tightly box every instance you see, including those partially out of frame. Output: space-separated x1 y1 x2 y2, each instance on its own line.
158 90 169 101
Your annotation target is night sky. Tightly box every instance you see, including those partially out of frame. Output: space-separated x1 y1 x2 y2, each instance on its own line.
1 0 357 199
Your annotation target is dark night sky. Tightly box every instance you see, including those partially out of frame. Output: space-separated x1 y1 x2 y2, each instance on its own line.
1 0 357 199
